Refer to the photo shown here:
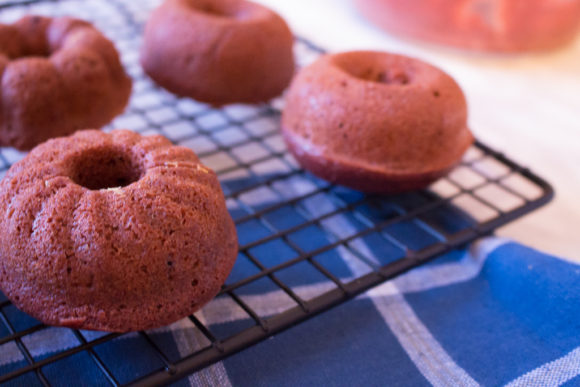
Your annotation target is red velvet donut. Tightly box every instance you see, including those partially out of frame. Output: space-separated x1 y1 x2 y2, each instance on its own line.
282 51 474 194
355 0 580 52
0 16 131 150
0 130 238 332
141 0 295 105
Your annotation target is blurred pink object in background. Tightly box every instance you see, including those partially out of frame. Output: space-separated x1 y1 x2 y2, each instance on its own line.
354 0 580 52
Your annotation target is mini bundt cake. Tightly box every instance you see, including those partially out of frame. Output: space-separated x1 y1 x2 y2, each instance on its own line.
355 0 580 52
282 51 474 193
141 0 295 105
0 129 238 332
0 16 131 150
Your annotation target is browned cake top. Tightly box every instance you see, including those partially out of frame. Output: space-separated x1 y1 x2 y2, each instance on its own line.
0 16 131 150
0 129 238 332
282 51 473 177
140 0 294 105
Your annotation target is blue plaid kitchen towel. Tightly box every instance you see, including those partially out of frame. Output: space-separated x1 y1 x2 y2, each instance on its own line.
1 233 579 386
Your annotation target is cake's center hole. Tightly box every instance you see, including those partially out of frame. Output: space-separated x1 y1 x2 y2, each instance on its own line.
362 69 409 85
12 44 51 59
189 1 244 19
70 148 143 191
8 17 52 59
334 54 412 86
347 66 410 85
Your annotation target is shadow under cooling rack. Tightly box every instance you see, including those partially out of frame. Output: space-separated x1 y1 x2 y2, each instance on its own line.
0 0 553 385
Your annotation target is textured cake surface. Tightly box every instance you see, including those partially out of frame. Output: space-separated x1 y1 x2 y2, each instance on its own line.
0 16 131 150
282 51 474 193
141 0 294 105
0 129 238 332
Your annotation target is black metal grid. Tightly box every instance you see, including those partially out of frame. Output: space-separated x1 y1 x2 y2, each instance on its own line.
0 0 554 385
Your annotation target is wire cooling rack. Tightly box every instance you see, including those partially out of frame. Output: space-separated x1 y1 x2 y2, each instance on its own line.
0 0 554 385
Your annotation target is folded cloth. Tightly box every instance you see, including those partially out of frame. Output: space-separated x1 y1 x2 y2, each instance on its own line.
197 238 580 387
1 237 578 386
